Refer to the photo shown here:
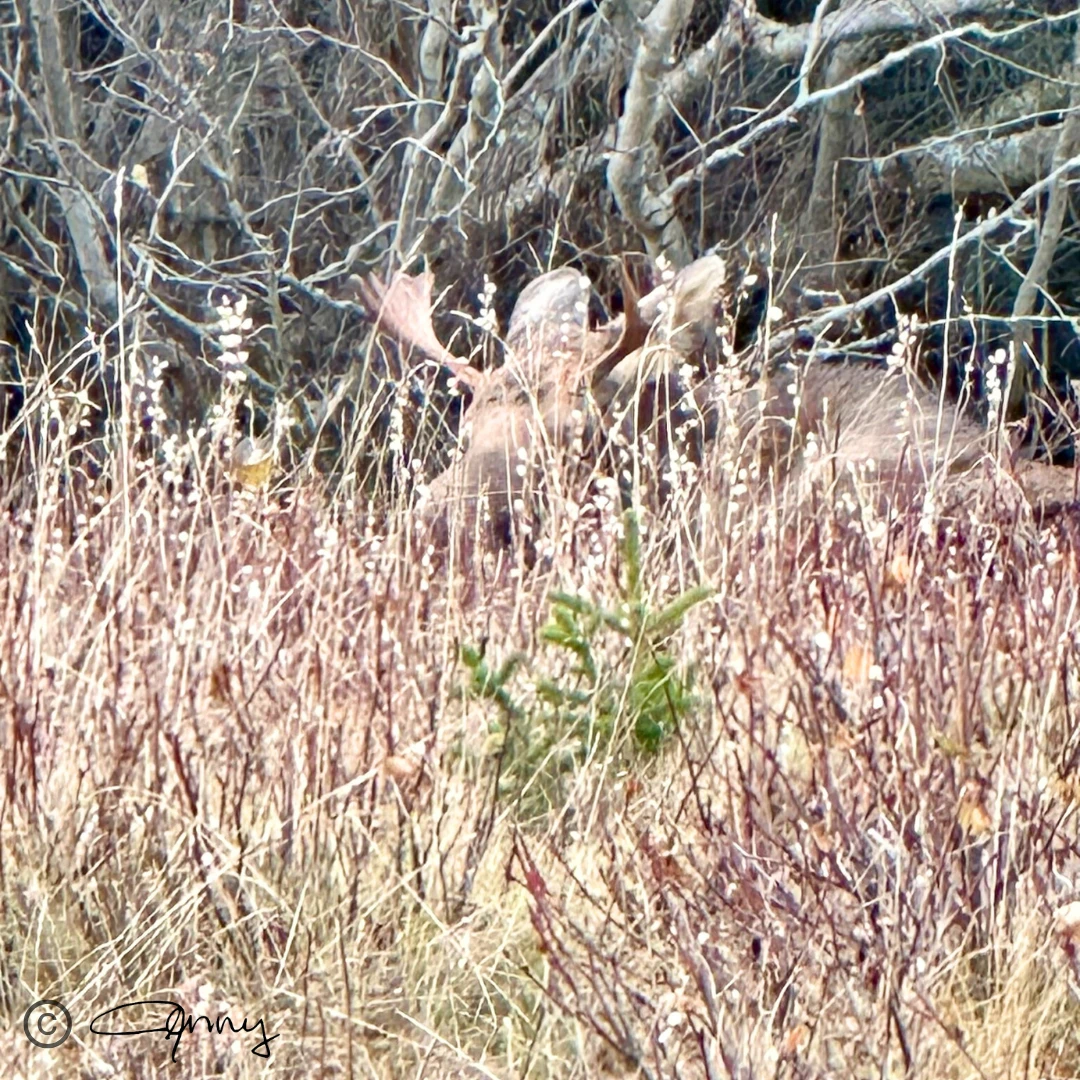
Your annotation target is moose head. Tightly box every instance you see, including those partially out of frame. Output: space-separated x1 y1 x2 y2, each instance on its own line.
348 261 668 551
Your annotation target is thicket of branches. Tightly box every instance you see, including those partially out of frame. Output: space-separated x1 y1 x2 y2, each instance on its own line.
3 0 1080 494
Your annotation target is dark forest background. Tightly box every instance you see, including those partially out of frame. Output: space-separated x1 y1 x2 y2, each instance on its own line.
3 0 1080 496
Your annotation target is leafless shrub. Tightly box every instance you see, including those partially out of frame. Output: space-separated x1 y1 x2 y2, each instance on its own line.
509 476 1080 1079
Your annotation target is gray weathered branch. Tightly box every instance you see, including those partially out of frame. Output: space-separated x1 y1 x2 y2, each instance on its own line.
1010 21 1080 417
606 0 694 266
30 0 117 320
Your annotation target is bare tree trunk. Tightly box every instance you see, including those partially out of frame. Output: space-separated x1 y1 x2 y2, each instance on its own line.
1009 20 1080 429
29 0 117 321
607 0 694 267
800 41 864 281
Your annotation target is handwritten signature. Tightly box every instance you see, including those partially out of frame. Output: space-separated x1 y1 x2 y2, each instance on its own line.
90 999 279 1062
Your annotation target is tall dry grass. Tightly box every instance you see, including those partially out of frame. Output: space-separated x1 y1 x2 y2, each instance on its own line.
2 317 1080 1080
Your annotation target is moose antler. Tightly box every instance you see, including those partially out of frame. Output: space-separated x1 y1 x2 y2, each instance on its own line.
589 258 653 394
348 271 483 392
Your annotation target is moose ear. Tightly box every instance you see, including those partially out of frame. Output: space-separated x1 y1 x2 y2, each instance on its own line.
506 267 592 354
671 254 726 328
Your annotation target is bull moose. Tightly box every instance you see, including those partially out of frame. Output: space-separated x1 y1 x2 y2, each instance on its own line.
348 256 1078 551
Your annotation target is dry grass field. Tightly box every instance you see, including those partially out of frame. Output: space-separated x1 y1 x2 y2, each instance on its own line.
3 334 1080 1080
4 1 1080 1076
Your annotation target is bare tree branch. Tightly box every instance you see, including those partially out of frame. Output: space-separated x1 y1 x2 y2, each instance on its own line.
29 0 117 320
664 5 1072 201
607 0 694 265
799 38 864 271
872 124 1060 197
1009 21 1080 419
667 0 1011 111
